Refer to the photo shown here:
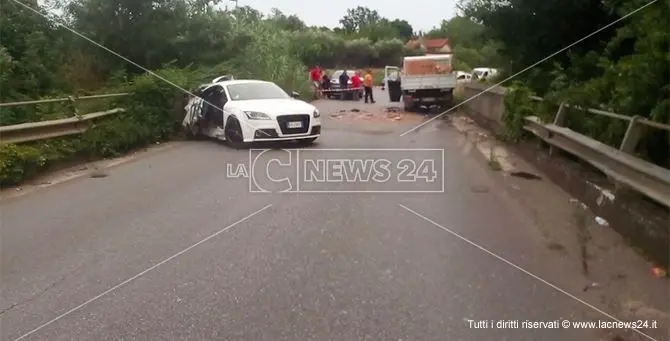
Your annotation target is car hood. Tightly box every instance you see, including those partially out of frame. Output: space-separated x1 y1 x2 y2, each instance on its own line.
227 99 316 117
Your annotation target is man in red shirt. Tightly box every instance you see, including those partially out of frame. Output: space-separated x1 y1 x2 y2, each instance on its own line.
350 71 362 99
310 66 322 96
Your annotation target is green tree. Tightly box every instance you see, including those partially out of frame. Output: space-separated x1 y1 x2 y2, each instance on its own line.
267 8 306 31
339 6 381 34
389 19 414 41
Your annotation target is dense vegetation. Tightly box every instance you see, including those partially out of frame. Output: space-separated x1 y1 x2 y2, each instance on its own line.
1 0 667 185
2 0 500 185
457 0 669 166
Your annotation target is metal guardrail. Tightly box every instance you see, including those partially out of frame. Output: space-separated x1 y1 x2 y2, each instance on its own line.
0 93 129 108
0 93 129 144
525 96 670 156
0 109 125 144
521 96 670 208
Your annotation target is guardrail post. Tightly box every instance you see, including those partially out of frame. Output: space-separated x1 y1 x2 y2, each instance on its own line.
67 96 81 119
553 102 567 126
616 116 644 193
620 115 643 155
549 102 567 156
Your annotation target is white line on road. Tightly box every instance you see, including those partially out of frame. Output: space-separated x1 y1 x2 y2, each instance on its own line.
398 203 658 341
13 204 274 341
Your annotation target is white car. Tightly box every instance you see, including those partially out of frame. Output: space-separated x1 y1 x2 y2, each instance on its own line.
455 71 472 83
183 79 321 147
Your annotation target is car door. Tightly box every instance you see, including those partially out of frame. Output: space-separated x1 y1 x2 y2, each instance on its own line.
209 85 227 127
183 86 208 131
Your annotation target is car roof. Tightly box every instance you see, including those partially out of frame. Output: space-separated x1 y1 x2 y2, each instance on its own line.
204 79 273 90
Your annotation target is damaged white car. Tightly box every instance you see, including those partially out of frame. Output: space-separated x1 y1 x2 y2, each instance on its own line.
182 79 321 147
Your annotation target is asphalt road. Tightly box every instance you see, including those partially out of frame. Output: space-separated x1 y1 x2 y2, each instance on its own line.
0 89 655 340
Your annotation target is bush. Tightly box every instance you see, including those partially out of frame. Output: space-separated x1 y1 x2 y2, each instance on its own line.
0 144 45 186
0 19 318 186
0 67 196 187
501 81 537 142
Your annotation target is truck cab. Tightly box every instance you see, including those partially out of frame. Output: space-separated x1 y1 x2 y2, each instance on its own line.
385 54 456 111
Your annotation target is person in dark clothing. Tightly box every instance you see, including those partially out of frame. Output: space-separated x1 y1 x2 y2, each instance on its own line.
321 73 331 92
339 71 349 89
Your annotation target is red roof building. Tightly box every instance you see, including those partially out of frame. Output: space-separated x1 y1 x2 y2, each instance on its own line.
422 38 451 54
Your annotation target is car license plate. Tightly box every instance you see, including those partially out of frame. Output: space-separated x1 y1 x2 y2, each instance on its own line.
423 97 436 102
287 121 303 128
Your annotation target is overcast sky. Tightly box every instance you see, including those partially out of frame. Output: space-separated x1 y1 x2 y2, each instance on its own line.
238 0 457 32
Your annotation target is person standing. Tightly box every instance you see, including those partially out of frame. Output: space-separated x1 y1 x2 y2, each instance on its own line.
363 69 375 104
339 70 349 89
310 66 322 96
350 71 362 99
321 72 331 96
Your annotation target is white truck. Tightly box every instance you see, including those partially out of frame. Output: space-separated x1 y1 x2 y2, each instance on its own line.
385 54 456 111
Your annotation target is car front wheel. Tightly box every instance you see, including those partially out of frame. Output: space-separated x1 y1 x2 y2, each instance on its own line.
224 118 247 149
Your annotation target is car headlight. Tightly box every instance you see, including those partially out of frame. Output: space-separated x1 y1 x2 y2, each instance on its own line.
244 111 271 120
313 109 320 118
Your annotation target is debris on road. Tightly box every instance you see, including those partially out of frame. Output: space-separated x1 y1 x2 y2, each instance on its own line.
457 116 474 124
595 216 609 227
582 282 601 292
651 267 667 278
90 167 109 178
510 171 542 180
351 108 360 112
570 198 589 210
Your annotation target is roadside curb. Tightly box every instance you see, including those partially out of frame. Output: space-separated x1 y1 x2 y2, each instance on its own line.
449 113 516 173
0 142 178 201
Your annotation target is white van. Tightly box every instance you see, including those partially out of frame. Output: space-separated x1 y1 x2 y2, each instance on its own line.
472 68 498 81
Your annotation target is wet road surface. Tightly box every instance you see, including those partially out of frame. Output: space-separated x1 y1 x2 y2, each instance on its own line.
0 89 662 340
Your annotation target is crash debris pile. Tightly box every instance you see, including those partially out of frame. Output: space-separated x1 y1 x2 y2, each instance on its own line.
329 108 408 122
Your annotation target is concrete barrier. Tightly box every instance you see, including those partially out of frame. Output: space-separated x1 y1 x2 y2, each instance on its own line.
461 81 506 133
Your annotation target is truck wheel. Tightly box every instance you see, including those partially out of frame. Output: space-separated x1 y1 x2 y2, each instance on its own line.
440 99 454 111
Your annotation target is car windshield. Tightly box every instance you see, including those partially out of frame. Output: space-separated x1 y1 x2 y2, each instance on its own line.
226 82 289 101
332 70 356 80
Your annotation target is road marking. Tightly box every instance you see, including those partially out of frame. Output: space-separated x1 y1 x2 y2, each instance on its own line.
12 204 273 341
398 203 658 341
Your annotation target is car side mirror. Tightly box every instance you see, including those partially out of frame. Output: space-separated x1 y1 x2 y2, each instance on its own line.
291 91 300 99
